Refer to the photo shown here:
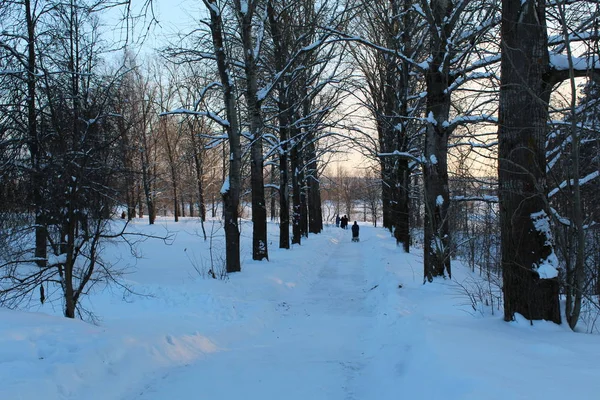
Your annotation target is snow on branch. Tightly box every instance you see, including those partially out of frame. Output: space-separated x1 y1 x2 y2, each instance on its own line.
445 72 496 94
442 114 497 131
257 33 331 102
461 54 501 75
160 108 230 127
452 15 501 45
377 151 421 164
0 69 28 76
549 53 600 71
320 28 425 71
548 30 599 47
451 195 498 203
548 171 600 198
239 0 248 15
204 0 220 16
449 140 498 150
549 207 571 227
193 82 223 110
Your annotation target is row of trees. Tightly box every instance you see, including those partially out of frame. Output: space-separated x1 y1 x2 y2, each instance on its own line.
163 0 360 271
343 0 600 329
0 0 353 317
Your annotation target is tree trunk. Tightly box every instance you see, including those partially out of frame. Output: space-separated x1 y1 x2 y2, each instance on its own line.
63 218 76 319
205 0 241 272
269 163 277 221
307 174 323 234
172 179 179 222
236 0 268 261
188 119 207 224
291 131 302 245
25 0 47 267
423 69 451 281
140 145 155 225
278 113 291 249
381 166 392 232
423 0 453 282
137 186 144 219
300 177 308 238
556 3 585 330
305 131 322 234
393 161 410 252
498 0 560 323
268 1 292 249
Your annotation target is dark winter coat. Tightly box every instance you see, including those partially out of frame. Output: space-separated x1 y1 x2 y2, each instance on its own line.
351 222 359 237
341 216 348 229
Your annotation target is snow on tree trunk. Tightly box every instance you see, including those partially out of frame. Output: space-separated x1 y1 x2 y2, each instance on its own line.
423 0 453 281
498 0 560 323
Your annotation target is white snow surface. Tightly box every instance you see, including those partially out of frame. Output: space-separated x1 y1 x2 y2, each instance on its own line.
2 218 600 399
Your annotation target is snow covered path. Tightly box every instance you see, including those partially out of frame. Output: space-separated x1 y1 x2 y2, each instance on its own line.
107 222 600 399
131 226 395 400
3 219 600 400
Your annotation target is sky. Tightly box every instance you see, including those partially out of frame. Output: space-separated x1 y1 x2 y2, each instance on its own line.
2 217 600 399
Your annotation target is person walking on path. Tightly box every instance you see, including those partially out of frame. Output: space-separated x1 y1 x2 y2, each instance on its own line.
351 221 359 242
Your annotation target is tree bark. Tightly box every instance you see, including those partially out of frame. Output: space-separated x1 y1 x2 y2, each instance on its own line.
278 112 291 249
393 160 410 252
163 121 180 222
305 131 322 234
291 129 302 245
25 0 47 267
423 0 453 282
269 163 277 221
236 0 268 261
140 133 156 225
498 0 560 323
188 119 207 239
268 1 291 249
205 0 242 272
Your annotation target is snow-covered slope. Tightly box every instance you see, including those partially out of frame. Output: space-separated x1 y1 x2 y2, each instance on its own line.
2 218 599 399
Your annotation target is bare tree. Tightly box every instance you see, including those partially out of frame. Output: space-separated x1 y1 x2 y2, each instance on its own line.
203 0 243 272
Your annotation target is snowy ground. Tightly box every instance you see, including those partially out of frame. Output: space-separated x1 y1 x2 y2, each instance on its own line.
2 218 600 399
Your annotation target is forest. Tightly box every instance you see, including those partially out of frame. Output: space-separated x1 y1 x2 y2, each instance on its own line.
1 0 599 331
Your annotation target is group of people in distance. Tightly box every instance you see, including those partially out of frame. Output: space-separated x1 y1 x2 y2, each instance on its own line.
335 214 360 242
336 214 349 229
